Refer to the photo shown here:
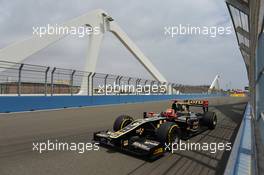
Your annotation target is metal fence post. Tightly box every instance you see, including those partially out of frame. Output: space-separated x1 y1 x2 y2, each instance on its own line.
167 83 171 95
160 82 165 95
70 70 76 96
176 84 179 94
158 81 161 95
157 81 161 95
104 74 109 95
87 72 92 96
144 80 148 95
163 82 167 95
17 63 24 96
118 76 123 95
44 67 50 96
151 80 155 95
138 79 142 95
91 73 96 96
115 76 120 95
127 77 132 95
135 78 138 95
136 78 141 95
171 83 175 95
176 84 180 94
179 84 183 94
51 67 56 96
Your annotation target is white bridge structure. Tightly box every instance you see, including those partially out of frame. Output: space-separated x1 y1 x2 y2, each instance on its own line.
0 9 167 95
0 9 221 95
208 75 221 93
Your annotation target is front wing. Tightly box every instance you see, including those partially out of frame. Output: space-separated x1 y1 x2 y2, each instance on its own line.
93 130 164 157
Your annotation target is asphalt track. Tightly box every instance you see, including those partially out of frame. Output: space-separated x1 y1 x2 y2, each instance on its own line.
0 98 247 175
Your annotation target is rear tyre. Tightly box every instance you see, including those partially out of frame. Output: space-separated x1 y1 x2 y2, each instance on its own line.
202 112 217 129
113 115 134 131
156 122 181 145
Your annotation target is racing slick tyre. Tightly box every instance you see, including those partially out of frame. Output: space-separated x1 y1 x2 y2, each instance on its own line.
113 115 134 131
156 122 181 145
202 112 217 130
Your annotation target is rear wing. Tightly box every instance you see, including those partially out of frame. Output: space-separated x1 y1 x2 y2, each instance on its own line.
173 99 209 107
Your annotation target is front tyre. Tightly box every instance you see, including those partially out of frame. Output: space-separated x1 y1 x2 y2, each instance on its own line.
156 122 181 145
113 115 134 131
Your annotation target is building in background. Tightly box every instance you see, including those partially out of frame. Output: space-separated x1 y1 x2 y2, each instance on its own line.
226 0 264 173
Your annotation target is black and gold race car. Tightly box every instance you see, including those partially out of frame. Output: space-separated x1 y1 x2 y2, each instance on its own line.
93 100 217 158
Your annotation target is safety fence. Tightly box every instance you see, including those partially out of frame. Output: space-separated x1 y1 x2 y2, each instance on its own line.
0 60 215 96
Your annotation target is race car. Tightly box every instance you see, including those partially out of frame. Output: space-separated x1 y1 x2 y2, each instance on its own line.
93 99 217 158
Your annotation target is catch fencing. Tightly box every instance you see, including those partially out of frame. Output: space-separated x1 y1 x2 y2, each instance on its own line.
0 60 208 96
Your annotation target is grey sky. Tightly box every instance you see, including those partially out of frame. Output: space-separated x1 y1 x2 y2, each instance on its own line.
0 0 248 89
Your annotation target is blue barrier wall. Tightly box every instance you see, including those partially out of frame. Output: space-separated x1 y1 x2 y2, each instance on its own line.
0 94 224 113
224 103 255 175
